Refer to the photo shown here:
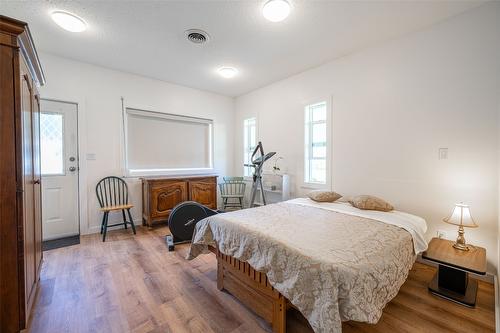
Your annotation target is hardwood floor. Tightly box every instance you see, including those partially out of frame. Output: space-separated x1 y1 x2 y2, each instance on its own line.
25 226 495 333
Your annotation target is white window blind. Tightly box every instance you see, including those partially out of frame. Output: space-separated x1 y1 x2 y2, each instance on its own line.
304 101 328 184
243 117 257 177
125 108 213 176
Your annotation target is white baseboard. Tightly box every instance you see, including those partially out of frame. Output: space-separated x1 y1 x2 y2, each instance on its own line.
495 275 499 333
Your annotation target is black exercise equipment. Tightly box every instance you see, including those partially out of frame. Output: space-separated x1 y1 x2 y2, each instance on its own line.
244 141 276 207
165 201 220 251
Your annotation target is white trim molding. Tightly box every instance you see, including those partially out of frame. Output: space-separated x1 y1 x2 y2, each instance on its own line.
495 274 499 333
302 96 333 190
40 97 89 236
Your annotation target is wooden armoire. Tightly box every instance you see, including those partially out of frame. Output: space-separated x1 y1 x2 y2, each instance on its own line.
0 16 45 333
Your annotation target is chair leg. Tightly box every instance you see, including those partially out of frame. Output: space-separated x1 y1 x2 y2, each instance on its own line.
121 209 128 229
127 208 136 235
100 212 106 234
238 197 243 209
102 212 109 242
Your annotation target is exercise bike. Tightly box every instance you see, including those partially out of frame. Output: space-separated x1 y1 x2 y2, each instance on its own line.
165 141 275 251
244 141 276 207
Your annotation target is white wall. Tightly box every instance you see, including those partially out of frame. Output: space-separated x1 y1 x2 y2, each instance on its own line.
39 53 234 234
497 101 500 325
235 3 500 273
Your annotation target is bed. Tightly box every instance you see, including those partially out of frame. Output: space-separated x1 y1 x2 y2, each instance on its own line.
188 198 427 333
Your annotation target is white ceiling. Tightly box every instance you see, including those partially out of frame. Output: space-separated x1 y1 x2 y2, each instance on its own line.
2 1 484 97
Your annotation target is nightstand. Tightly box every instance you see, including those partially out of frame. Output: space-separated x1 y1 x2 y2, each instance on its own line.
422 237 486 307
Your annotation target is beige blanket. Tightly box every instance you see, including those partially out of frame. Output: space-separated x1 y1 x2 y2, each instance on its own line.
188 201 419 333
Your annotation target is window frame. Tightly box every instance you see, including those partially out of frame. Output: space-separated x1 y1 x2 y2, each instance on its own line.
123 107 214 177
303 99 332 189
243 117 257 177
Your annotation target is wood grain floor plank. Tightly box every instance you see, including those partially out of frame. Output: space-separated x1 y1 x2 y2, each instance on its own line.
24 226 495 333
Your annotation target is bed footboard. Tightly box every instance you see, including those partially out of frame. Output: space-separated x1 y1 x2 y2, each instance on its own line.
216 249 287 333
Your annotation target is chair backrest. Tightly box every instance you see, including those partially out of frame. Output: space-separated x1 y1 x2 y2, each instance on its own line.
96 176 129 208
219 182 246 197
223 176 244 183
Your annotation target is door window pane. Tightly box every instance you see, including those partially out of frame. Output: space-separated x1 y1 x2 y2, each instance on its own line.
41 112 64 175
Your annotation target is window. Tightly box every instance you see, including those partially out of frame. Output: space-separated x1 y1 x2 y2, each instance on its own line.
243 117 257 177
304 101 328 184
124 108 213 176
40 112 64 175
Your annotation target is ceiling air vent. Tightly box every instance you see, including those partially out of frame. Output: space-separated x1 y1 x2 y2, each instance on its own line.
185 29 210 45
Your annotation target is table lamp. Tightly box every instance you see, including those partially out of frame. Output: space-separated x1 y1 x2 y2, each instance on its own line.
443 203 478 251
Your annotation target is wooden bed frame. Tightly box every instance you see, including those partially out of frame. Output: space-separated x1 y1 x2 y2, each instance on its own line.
212 247 290 333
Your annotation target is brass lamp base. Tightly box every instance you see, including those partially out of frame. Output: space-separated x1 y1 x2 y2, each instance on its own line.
453 225 470 251
453 242 470 251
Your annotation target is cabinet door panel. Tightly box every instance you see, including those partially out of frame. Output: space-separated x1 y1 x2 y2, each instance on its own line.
189 181 216 209
21 73 36 310
32 94 42 275
0 41 21 333
151 181 188 219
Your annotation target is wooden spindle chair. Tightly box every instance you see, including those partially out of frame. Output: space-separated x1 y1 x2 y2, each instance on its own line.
219 176 246 210
96 176 136 242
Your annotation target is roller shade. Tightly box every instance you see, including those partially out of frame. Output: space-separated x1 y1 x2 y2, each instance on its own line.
125 108 213 174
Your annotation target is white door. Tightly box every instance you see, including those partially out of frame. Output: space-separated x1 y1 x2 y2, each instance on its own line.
40 100 79 240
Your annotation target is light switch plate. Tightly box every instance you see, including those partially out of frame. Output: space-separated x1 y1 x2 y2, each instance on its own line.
438 148 448 160
86 153 96 160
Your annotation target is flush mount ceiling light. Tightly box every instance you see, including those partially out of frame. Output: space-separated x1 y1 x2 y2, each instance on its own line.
262 0 291 22
51 11 87 32
218 67 238 79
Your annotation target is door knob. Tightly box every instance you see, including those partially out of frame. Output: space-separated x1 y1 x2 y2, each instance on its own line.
69 166 76 172
69 156 76 162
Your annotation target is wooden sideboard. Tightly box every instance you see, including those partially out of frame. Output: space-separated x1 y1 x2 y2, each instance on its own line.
142 175 218 227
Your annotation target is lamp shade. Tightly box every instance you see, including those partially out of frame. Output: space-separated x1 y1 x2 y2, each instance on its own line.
443 203 478 228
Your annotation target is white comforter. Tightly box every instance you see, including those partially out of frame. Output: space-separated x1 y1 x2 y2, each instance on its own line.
287 198 428 253
188 199 427 333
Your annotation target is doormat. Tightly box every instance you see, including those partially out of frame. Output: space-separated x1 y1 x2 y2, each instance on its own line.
43 235 80 251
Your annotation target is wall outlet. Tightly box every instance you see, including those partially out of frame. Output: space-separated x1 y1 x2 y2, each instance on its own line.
436 230 447 239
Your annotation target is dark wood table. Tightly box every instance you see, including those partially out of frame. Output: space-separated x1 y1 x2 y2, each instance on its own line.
422 237 486 307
